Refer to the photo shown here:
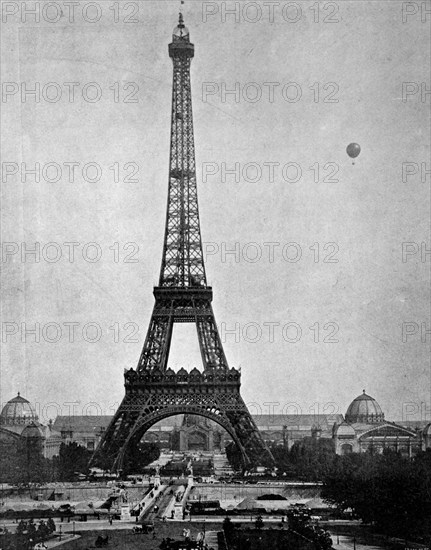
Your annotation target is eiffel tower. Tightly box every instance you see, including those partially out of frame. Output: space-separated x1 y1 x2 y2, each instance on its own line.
92 13 274 472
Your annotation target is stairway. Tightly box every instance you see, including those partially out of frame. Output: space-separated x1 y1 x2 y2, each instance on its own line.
205 530 220 549
148 451 175 469
213 453 234 477
137 484 167 522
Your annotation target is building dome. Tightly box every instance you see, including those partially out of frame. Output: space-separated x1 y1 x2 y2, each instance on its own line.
0 393 38 426
345 390 384 424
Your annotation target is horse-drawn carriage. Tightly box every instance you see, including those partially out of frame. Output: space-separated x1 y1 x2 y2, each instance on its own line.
132 521 154 534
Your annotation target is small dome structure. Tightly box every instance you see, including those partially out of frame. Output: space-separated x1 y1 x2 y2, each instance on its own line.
345 390 384 423
0 393 38 426
22 422 44 439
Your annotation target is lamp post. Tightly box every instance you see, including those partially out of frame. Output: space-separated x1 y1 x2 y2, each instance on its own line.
203 518 206 546
353 536 356 549
59 524 62 541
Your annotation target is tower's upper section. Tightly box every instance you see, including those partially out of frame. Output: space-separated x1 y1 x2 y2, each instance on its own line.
159 12 206 289
169 13 194 58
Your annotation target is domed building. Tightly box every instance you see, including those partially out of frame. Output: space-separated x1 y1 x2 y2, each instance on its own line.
0 393 61 459
333 391 420 456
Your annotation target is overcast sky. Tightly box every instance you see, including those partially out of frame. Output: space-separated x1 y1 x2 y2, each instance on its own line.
1 0 430 424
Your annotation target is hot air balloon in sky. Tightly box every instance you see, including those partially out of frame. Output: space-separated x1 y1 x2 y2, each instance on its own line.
346 143 361 164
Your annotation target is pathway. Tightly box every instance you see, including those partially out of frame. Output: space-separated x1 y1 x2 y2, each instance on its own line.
331 534 389 549
38 534 81 548
205 530 219 549
137 484 167 521
331 532 430 549
155 483 181 519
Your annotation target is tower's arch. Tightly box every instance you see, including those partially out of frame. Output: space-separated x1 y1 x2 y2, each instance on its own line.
115 408 247 471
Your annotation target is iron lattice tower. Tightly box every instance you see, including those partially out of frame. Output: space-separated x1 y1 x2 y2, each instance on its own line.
92 14 274 471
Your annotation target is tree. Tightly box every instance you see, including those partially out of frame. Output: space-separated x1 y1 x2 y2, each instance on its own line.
122 442 160 475
54 442 92 481
47 517 56 533
225 442 243 471
27 519 36 541
0 442 20 483
270 438 336 481
288 438 335 480
0 431 52 486
254 515 264 530
16 520 27 537
223 516 235 537
37 520 50 542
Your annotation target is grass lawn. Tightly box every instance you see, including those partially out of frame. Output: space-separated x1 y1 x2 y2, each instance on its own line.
61 522 221 549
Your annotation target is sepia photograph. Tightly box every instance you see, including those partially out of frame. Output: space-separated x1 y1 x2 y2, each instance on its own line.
0 0 430 548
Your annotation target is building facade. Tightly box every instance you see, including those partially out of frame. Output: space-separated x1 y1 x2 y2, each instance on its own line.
50 392 431 457
2 391 430 459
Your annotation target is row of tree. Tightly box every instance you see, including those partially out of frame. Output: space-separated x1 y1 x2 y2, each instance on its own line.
227 439 431 541
0 439 92 485
321 449 431 540
226 437 335 480
270 438 335 480
0 439 160 485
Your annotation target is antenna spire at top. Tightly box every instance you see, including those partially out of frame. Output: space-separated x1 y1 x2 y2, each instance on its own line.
179 0 185 18
179 0 185 22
